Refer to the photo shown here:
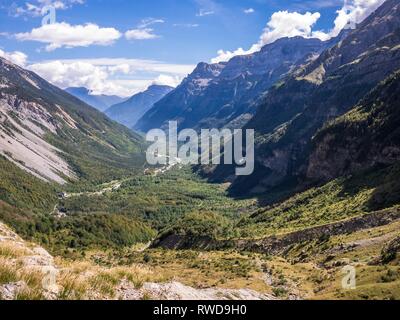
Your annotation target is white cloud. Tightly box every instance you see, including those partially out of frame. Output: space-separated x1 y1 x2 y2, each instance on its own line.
173 23 200 28
15 22 121 51
196 9 215 17
212 11 322 63
0 49 28 67
329 0 386 37
125 17 164 40
125 28 159 40
195 0 218 17
61 58 195 75
211 0 387 63
10 0 84 17
244 8 255 14
152 74 183 87
27 58 195 97
138 18 165 28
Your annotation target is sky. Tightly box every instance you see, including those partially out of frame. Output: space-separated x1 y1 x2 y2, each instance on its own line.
0 0 387 97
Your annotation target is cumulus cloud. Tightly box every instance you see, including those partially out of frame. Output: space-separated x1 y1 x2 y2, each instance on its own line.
15 22 121 51
27 58 195 97
152 74 183 87
212 11 322 63
212 0 387 63
329 0 386 37
0 49 28 66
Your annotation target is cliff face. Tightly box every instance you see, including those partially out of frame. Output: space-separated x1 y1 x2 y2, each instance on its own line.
307 71 400 183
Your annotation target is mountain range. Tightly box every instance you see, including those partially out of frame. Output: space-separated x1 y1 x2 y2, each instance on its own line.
105 85 173 129
207 0 400 198
135 33 347 132
66 87 126 112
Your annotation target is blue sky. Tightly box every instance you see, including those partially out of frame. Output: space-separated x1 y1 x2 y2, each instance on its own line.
0 0 385 96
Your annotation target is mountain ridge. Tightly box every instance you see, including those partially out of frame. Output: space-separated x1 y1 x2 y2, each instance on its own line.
66 87 126 112
0 56 145 185
135 35 342 132
211 0 400 197
105 84 173 129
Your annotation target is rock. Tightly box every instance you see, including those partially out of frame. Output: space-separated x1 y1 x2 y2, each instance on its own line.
0 281 27 300
381 236 400 264
117 281 275 301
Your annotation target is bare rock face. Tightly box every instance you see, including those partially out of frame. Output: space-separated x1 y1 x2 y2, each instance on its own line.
307 70 400 183
0 94 75 184
0 55 144 184
117 281 275 301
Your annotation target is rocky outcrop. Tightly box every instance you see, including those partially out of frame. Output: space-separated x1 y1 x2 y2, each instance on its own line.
380 236 400 264
117 281 275 300
236 207 400 255
1 221 274 301
0 222 59 300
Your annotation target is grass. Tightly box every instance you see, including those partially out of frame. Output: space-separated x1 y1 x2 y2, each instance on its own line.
1 216 399 300
0 261 18 285
236 163 400 239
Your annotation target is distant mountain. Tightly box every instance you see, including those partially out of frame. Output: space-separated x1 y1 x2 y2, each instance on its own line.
0 57 144 185
209 0 400 197
105 85 173 129
135 35 346 132
66 87 126 112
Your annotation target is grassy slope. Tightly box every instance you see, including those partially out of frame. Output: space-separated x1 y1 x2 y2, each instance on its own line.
236 162 400 238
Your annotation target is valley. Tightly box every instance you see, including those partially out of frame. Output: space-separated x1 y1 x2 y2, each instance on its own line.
1 159 400 300
1 0 400 301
